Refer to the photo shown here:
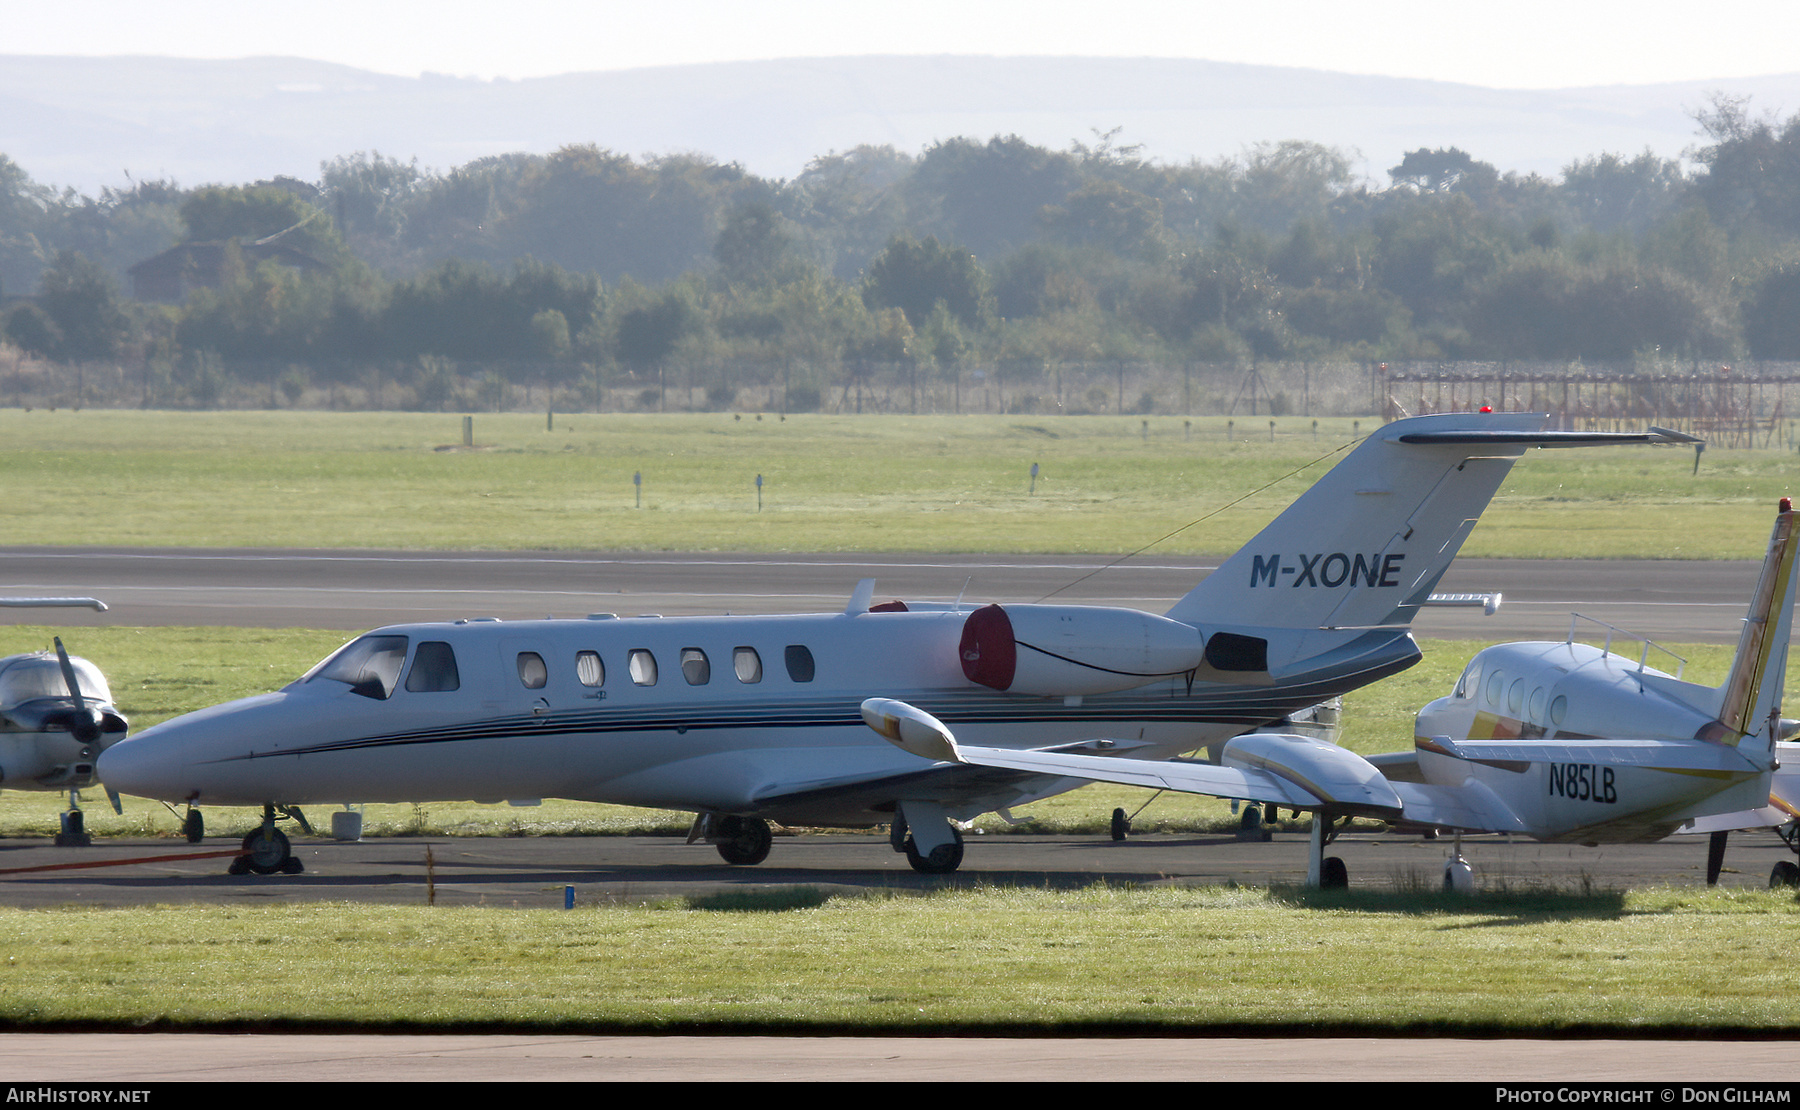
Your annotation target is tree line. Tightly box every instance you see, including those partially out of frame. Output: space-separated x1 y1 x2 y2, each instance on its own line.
2 95 1799 412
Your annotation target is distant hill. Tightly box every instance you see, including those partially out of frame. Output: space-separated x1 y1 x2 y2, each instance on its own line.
4 53 1798 193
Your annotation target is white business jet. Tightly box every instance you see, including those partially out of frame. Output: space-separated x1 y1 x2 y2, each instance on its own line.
96 412 1693 876
0 598 129 845
865 496 1795 889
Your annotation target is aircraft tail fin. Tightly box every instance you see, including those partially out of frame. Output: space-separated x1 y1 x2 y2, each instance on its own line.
1164 414 1689 638
1713 498 1800 748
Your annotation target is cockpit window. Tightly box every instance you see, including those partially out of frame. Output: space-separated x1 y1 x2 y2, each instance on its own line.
406 641 461 693
308 635 409 700
1454 661 1480 699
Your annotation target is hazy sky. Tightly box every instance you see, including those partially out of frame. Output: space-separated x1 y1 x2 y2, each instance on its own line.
8 0 1800 89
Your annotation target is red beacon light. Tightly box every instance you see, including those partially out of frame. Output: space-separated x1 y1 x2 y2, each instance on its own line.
1479 406 1492 413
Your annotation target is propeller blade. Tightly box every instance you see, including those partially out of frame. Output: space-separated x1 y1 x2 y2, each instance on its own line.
51 637 102 745
53 637 83 707
105 787 123 815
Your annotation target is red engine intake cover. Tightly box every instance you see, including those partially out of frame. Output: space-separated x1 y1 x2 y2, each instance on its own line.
959 604 1018 690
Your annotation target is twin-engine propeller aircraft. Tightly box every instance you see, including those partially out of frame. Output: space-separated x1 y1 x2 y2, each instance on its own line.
96 413 1696 877
0 598 129 845
865 497 1797 889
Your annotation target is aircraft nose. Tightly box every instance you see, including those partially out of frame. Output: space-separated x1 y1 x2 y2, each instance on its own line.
96 733 180 800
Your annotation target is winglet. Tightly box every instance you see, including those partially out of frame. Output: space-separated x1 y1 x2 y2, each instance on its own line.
1714 498 1800 747
860 698 965 764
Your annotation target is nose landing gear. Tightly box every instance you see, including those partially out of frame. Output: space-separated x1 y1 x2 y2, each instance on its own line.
223 803 308 875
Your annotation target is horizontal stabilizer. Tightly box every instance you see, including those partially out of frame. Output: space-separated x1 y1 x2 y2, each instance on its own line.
1676 741 1800 834
1393 428 1700 446
1677 806 1792 835
1420 737 1765 775
0 597 107 611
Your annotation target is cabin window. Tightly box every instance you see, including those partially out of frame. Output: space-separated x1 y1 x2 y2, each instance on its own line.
517 652 548 690
310 634 408 700
785 644 816 683
681 648 711 685
1484 671 1505 708
405 641 461 693
575 650 604 687
1528 686 1547 723
1549 695 1568 727
629 649 658 686
733 646 763 683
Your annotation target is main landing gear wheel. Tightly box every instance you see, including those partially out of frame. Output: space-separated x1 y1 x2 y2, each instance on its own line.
55 808 91 848
1319 856 1348 889
904 829 964 874
231 827 302 875
714 816 772 865
183 809 205 844
1443 854 1475 893
1770 860 1800 889
1111 808 1131 841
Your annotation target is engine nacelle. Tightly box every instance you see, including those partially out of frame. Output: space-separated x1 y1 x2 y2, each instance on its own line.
1221 732 1403 817
958 603 1206 696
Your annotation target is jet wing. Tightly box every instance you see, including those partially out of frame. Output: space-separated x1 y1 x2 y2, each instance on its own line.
744 759 1095 827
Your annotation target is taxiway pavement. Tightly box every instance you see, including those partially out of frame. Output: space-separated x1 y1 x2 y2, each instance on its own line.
0 547 1768 644
2 829 1793 908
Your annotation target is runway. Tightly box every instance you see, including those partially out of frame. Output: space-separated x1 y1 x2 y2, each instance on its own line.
0 547 1769 643
5 1031 1795 1083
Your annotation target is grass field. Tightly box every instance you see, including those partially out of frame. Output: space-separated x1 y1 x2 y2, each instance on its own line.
0 409 1790 557
2 886 1794 1032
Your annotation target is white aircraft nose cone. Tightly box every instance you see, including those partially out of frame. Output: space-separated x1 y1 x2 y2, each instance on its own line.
96 735 172 798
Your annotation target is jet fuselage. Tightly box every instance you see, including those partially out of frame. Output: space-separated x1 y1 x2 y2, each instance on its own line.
100 607 1418 827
